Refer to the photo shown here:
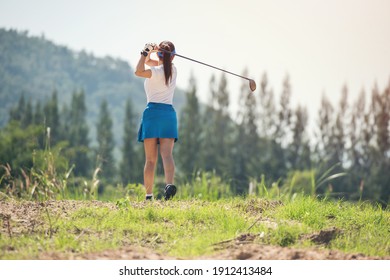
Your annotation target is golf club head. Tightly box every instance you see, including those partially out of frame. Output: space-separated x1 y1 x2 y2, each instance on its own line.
249 79 256 92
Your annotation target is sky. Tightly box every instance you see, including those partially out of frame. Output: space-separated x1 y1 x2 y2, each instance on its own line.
1 0 389 125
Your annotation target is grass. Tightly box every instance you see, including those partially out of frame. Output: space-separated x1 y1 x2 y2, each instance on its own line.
265 197 390 255
0 196 389 259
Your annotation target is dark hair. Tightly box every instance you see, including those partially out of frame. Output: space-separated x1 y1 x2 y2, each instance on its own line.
159 41 175 86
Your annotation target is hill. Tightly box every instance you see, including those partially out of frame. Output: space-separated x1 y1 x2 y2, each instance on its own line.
0 28 186 145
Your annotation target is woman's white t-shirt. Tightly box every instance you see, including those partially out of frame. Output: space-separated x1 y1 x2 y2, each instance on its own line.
144 64 177 105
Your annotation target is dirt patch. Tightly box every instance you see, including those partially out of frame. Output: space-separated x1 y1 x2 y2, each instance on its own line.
207 232 385 260
301 227 343 245
204 243 382 260
0 200 116 236
39 246 174 260
37 243 385 260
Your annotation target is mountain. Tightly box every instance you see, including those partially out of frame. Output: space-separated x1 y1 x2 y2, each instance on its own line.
0 28 186 146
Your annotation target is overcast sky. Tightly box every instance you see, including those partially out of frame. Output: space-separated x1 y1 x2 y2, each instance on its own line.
1 0 389 123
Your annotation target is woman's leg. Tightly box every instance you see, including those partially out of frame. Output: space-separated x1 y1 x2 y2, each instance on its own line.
159 138 175 184
143 138 158 195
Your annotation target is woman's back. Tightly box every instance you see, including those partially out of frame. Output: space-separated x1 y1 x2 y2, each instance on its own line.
144 64 177 104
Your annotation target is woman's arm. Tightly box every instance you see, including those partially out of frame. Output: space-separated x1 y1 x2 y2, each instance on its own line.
135 54 152 78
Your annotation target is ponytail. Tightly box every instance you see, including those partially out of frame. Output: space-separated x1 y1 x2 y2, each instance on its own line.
158 41 175 86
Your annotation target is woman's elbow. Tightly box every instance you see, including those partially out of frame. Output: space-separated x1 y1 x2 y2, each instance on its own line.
134 70 151 78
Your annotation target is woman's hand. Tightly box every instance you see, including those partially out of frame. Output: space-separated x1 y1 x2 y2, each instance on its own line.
136 43 157 78
141 43 157 57
143 43 158 67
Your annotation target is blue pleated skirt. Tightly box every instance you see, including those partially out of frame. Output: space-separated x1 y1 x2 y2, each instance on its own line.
138 102 178 142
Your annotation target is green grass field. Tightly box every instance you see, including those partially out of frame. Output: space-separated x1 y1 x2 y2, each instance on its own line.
1 195 389 259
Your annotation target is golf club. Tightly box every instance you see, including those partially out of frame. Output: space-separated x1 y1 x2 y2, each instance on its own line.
160 49 257 92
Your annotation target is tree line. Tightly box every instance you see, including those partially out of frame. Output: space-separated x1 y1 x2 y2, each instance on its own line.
178 72 389 204
0 74 389 204
0 90 143 187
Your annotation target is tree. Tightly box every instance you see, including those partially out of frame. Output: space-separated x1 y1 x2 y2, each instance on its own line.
23 98 33 128
0 121 42 179
275 74 292 146
256 73 286 182
65 90 91 177
43 90 61 145
257 73 277 138
213 73 234 175
372 83 390 160
120 98 141 184
315 94 334 165
232 69 259 193
9 94 34 129
371 82 390 204
324 86 349 195
177 74 202 176
9 94 26 123
272 75 293 173
199 75 219 172
333 85 349 166
289 105 311 170
349 90 366 170
96 99 116 183
33 100 44 125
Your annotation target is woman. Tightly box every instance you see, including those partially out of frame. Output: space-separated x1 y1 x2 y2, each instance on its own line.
135 41 178 201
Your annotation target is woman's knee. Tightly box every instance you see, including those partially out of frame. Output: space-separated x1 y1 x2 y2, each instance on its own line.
145 158 157 168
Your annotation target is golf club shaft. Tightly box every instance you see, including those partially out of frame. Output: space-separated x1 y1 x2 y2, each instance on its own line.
161 49 252 82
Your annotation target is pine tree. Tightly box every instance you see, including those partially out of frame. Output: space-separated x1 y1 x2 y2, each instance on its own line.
96 99 116 183
43 90 61 145
66 90 91 177
289 105 311 170
33 100 45 148
258 73 276 138
268 75 293 174
333 85 349 166
349 90 366 169
371 82 390 204
372 83 390 159
315 94 335 165
22 99 33 128
9 94 25 122
348 89 373 199
232 69 259 193
9 94 33 128
200 75 219 172
120 98 141 184
275 75 292 146
33 101 44 126
177 74 202 176
207 73 233 176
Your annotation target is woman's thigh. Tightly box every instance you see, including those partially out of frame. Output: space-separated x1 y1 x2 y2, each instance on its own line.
144 138 158 162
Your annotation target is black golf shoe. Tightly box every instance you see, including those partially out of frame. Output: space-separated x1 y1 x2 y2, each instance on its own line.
164 184 177 200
